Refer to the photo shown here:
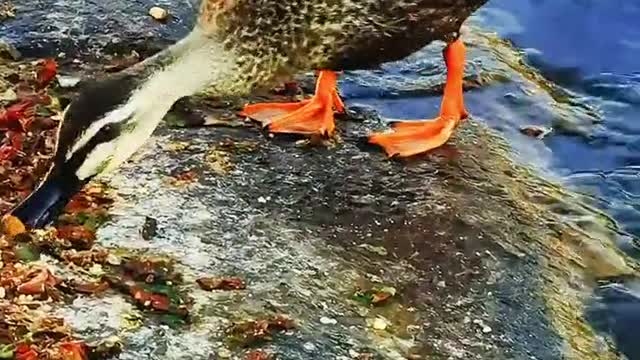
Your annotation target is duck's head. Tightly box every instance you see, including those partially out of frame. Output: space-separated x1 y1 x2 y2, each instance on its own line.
9 28 241 228
9 73 143 228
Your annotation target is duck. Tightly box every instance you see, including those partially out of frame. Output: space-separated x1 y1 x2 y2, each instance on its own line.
8 0 487 228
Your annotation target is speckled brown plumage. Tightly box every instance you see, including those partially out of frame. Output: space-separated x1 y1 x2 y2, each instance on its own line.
198 0 487 91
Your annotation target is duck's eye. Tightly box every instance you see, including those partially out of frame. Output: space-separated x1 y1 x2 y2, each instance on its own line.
96 123 120 140
101 124 113 132
99 124 114 135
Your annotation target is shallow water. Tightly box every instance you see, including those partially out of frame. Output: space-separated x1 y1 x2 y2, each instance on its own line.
3 0 640 359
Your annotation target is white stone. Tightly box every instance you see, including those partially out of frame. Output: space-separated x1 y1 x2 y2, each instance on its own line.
320 316 337 325
372 317 387 330
148 6 169 21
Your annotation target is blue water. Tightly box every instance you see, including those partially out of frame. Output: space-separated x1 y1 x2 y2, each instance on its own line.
483 2 640 356
492 1 639 191
488 2 640 358
483 0 640 236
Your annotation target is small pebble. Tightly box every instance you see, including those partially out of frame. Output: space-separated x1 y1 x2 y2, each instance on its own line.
217 349 231 358
519 125 552 139
89 263 104 276
473 319 492 333
106 254 121 266
141 216 158 240
57 75 81 88
320 316 337 325
371 317 387 330
303 342 316 352
149 6 169 21
0 88 17 102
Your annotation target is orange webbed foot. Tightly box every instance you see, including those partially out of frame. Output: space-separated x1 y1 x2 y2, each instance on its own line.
368 39 469 158
240 70 344 136
369 116 462 158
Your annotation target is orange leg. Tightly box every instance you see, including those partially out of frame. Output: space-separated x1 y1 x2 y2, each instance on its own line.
240 70 345 136
369 39 469 157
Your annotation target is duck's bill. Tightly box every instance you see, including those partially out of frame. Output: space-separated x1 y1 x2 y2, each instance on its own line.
9 171 85 229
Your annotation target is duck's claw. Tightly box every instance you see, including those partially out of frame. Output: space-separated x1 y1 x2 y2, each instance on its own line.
240 70 344 137
368 38 469 158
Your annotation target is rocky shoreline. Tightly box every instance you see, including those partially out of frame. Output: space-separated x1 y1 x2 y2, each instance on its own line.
0 2 637 359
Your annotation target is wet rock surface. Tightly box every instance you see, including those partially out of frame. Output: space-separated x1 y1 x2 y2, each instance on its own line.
68 99 629 359
46 64 625 358
0 0 195 58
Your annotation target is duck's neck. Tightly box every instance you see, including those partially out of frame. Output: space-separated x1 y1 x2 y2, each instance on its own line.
126 27 237 108
79 28 238 177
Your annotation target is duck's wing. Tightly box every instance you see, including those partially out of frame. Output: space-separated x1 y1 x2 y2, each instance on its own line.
326 0 489 70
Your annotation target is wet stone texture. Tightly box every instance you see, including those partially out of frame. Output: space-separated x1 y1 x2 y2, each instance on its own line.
71 90 633 359
2 2 640 360
0 0 196 58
